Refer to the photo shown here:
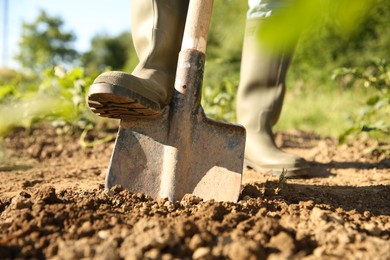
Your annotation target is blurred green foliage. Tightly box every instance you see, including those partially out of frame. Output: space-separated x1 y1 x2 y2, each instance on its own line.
332 59 390 143
202 0 246 122
204 0 389 143
15 10 78 74
0 67 96 136
283 0 390 141
258 0 376 51
0 0 389 144
81 32 136 74
290 0 390 79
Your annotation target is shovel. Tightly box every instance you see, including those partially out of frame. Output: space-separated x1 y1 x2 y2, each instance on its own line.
105 0 246 202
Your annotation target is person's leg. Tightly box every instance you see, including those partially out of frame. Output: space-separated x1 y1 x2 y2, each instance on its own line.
237 0 311 177
88 0 189 119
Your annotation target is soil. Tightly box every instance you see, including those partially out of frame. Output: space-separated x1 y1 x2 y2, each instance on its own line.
0 125 389 259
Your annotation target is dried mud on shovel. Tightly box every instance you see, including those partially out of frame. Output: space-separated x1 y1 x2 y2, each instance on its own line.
0 127 389 259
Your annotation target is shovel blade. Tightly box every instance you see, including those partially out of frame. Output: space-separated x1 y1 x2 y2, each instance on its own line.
105 108 245 202
106 110 169 200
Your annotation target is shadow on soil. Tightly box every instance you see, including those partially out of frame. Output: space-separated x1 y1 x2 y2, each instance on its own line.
303 158 390 178
242 182 390 216
319 158 390 170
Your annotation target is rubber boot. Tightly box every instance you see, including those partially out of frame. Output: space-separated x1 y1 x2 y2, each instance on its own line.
88 0 189 119
237 18 311 177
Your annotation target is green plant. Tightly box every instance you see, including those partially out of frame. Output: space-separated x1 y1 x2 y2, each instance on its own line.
332 58 390 143
202 77 238 123
0 66 97 136
274 169 288 195
81 32 135 74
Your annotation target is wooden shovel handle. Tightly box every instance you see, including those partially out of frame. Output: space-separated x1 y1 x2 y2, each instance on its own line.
181 0 214 54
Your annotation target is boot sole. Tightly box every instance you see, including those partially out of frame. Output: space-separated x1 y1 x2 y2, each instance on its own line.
87 83 162 119
244 158 312 178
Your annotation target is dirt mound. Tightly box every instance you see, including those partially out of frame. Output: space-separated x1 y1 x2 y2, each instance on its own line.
0 127 389 259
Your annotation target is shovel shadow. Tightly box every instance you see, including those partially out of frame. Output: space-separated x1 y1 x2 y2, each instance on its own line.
175 114 245 201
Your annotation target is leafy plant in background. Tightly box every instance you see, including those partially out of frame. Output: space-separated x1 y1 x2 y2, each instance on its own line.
15 10 78 74
202 77 238 123
41 67 98 130
0 67 97 137
332 59 390 144
81 32 136 74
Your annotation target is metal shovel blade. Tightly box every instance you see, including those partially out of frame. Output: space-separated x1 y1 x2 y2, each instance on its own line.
106 106 245 202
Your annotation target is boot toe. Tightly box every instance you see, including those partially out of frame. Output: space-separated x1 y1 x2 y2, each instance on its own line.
244 152 314 178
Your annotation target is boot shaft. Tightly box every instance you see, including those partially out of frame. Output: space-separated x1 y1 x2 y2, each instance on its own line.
131 0 189 76
237 15 310 174
237 17 293 132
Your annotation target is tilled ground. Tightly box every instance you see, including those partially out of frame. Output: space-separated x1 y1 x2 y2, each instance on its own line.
0 126 389 259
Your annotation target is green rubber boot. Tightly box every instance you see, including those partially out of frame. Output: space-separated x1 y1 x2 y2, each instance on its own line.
237 18 311 177
88 0 189 119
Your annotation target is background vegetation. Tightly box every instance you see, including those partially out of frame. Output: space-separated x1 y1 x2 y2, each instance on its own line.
0 0 389 143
